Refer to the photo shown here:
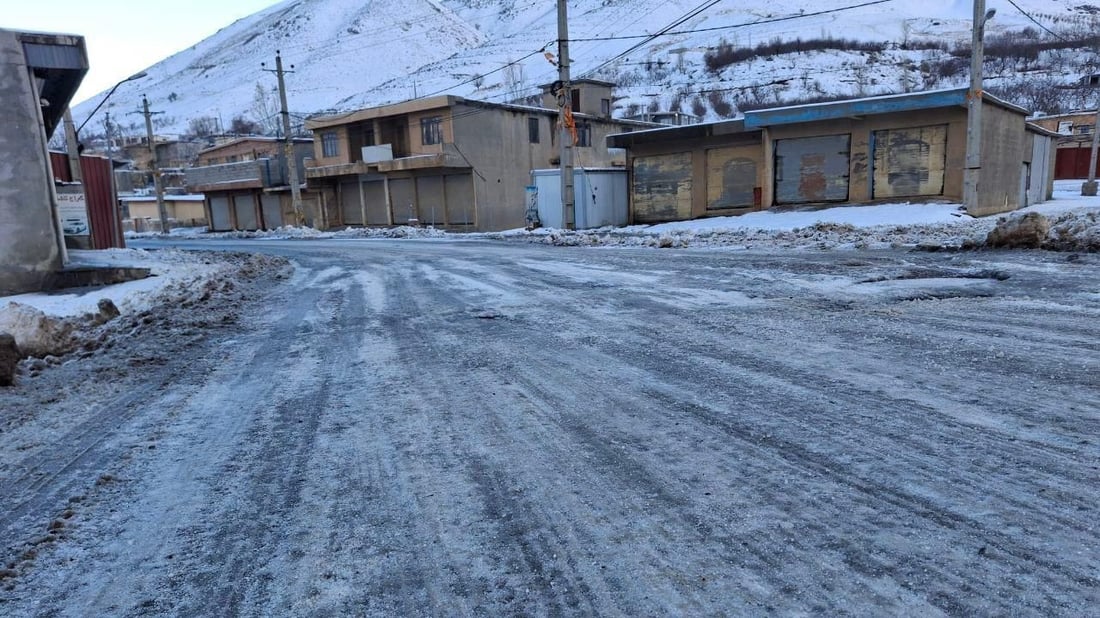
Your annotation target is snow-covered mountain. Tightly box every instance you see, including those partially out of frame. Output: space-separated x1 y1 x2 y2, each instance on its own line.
71 0 1100 140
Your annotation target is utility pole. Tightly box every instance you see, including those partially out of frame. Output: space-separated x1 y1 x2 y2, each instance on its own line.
139 95 169 233
264 51 305 226
557 0 575 230
963 0 994 214
63 110 83 182
104 111 123 246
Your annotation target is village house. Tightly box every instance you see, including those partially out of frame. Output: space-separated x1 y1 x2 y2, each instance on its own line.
1028 110 1099 180
609 88 1056 224
184 136 315 231
303 80 654 232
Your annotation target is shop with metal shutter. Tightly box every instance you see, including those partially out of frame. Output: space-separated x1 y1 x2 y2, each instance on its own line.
871 124 947 199
774 134 851 205
339 180 363 225
209 196 232 231
632 152 692 223
260 194 282 229
706 145 759 210
233 194 258 230
444 174 475 226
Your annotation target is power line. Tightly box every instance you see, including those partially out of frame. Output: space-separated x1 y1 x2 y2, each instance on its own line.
571 0 898 43
1002 0 1069 42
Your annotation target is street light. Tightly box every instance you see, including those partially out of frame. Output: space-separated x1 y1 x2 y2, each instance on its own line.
963 2 995 214
76 70 147 135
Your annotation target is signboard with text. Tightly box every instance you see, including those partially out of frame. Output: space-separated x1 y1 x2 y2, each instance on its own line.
56 188 89 236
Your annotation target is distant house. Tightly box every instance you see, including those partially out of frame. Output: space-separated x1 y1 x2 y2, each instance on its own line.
1029 111 1099 179
184 137 315 231
303 81 653 232
609 88 1056 223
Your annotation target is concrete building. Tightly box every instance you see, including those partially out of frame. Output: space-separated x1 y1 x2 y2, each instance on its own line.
122 195 207 230
185 137 315 230
0 28 88 295
304 83 653 232
610 88 1056 223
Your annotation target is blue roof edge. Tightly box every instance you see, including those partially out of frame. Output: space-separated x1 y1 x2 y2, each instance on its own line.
744 88 976 128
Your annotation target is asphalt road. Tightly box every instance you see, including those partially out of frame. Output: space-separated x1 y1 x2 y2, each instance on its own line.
2 239 1098 616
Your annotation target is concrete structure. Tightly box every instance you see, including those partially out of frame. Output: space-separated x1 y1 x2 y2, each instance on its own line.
0 28 88 295
610 88 1055 223
185 137 315 230
304 83 651 232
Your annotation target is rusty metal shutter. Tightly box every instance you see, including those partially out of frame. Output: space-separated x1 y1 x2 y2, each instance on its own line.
340 181 363 225
872 124 947 198
209 196 232 231
632 152 692 223
774 134 851 204
706 146 758 210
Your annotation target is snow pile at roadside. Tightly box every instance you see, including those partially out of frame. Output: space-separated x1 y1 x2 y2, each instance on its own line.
128 225 448 241
0 249 288 361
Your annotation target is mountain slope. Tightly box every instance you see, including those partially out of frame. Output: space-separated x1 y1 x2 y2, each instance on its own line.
72 0 1100 139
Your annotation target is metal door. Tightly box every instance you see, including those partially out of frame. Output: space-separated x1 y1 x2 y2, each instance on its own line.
774 134 851 204
209 196 232 231
340 181 363 225
632 152 692 222
233 194 258 230
871 125 947 198
260 194 282 229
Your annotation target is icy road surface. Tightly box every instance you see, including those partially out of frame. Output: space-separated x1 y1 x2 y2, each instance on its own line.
2 240 1098 616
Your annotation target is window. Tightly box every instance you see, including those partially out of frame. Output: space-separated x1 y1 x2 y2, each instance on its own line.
576 121 592 147
321 131 339 157
601 98 611 117
528 117 540 143
571 89 581 112
1057 121 1073 135
421 116 443 145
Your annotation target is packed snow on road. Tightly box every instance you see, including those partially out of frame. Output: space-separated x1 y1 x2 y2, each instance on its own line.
1 194 1099 615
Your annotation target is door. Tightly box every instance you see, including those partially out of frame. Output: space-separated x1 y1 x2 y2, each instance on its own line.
233 194 258 230
260 194 282 229
774 134 851 204
632 152 692 223
209 196 232 231
706 146 758 210
871 125 947 198
340 181 363 225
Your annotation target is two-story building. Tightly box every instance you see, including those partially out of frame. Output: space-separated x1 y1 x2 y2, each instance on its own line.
185 137 315 231
303 81 654 231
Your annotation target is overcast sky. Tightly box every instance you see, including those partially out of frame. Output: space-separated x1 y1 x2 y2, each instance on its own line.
6 0 282 104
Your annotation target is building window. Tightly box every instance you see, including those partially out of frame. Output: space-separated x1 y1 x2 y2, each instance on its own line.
1057 121 1073 135
601 98 611 117
421 116 443 145
322 131 339 157
528 117 540 143
571 89 581 112
577 121 592 147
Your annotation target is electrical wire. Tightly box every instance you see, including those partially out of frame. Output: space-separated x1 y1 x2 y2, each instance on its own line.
1002 0 1070 43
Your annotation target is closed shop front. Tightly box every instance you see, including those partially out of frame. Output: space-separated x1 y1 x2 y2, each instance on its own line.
706 146 758 210
872 124 947 199
632 152 692 223
340 180 363 225
389 178 417 223
416 176 445 225
260 194 282 229
233 194 258 230
444 174 474 225
209 195 232 231
774 134 851 204
363 180 389 225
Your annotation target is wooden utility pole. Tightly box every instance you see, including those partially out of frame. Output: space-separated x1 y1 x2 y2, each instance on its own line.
963 0 994 214
104 111 123 246
140 95 169 233
63 110 83 182
265 51 305 226
557 0 575 230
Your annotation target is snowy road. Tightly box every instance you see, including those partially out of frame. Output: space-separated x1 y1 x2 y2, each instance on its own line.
2 240 1098 616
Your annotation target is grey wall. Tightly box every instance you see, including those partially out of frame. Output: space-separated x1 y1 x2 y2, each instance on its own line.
0 30 64 295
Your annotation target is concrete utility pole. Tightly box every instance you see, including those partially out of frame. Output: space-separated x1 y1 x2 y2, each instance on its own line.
140 95 169 233
63 110 83 182
264 51 305 226
104 111 123 246
963 0 995 214
557 0 575 230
